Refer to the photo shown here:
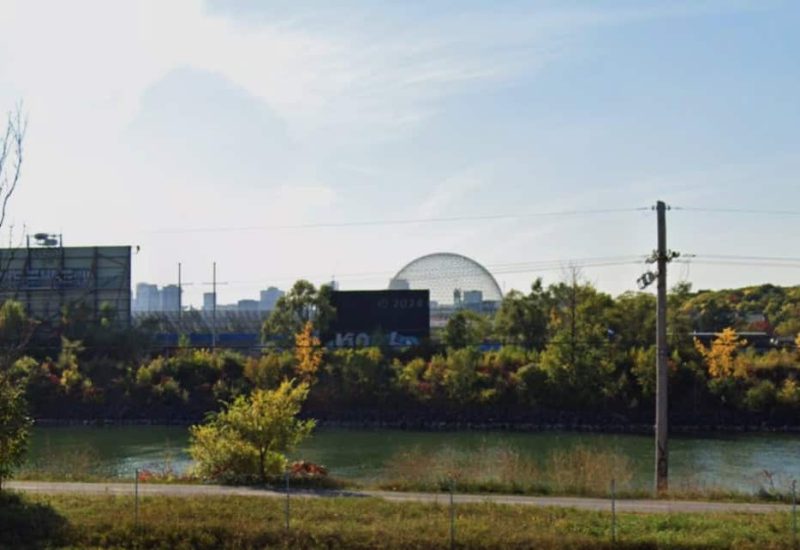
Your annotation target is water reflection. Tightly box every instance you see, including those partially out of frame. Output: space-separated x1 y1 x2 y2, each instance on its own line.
22 426 800 493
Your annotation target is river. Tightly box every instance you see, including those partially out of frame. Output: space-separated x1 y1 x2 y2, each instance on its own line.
22 426 800 494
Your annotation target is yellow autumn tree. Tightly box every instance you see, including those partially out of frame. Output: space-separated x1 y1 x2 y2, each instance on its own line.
694 327 747 379
294 321 322 384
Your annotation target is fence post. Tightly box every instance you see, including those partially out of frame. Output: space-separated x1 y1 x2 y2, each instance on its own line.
449 479 455 550
611 478 617 544
792 479 797 548
134 468 139 528
285 470 290 530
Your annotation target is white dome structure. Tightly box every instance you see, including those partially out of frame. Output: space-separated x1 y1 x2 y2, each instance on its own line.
389 252 503 307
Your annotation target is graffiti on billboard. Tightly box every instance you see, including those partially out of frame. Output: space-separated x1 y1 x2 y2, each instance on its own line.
325 290 430 348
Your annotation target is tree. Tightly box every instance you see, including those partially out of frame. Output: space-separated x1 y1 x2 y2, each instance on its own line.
0 300 35 370
0 106 28 490
538 276 617 407
0 105 30 362
0 105 25 235
294 321 322 384
443 310 490 349
694 327 747 379
261 281 335 347
0 376 31 490
494 279 550 350
189 380 315 484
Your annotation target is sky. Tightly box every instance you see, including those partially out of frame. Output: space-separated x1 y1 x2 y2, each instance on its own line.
0 0 798 307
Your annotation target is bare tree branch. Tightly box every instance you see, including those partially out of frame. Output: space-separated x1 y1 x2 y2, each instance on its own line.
0 105 26 231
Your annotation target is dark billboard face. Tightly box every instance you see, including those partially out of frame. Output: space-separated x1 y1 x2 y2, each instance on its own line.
325 290 429 347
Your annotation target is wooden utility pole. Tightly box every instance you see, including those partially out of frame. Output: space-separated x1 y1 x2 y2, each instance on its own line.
178 262 182 320
212 261 217 350
655 200 669 493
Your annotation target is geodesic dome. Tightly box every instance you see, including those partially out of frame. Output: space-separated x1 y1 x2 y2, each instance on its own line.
389 252 503 306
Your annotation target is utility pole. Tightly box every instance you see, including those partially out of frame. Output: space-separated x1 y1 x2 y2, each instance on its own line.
178 262 182 320
655 200 669 494
212 262 217 350
637 200 678 495
200 265 227 351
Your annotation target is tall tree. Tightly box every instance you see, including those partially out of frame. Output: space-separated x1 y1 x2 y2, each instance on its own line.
294 321 322 384
494 278 550 350
538 276 617 407
0 105 25 235
0 105 28 490
261 280 335 347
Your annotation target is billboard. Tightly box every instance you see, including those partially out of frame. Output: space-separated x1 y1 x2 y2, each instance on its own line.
325 289 429 347
0 245 132 326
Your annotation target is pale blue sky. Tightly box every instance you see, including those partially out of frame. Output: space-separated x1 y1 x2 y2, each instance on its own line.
0 0 798 306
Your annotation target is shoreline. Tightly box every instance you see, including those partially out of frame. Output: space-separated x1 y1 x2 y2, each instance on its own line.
31 417 800 434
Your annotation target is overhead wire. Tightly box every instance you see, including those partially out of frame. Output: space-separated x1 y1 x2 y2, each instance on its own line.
207 256 647 288
673 206 800 216
148 207 651 235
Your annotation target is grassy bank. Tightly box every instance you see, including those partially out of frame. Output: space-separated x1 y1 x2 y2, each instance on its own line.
2 491 797 549
378 445 797 503
16 443 797 503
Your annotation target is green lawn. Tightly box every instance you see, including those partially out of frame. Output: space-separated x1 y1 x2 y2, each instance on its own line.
2 491 798 549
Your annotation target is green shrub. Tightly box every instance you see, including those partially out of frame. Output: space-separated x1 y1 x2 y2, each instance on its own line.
743 380 777 412
190 381 315 484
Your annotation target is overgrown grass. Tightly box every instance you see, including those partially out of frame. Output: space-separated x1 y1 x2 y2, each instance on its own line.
15 445 111 482
377 444 798 503
380 444 636 496
3 491 797 549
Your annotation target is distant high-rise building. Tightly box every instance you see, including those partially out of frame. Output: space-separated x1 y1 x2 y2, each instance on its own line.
134 283 160 312
161 284 181 312
388 278 410 290
237 299 259 311
259 287 284 311
203 292 216 311
463 290 483 305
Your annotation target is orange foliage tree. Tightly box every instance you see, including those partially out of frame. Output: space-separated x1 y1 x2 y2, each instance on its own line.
694 327 747 379
294 321 322 384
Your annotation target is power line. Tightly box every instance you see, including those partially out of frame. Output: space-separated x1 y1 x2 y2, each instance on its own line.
673 207 800 216
186 256 647 288
689 254 800 263
677 259 800 269
677 253 800 269
148 207 651 235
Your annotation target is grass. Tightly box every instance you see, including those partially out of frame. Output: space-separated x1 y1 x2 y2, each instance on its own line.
2 491 798 549
381 444 638 496
377 444 798 503
15 445 111 482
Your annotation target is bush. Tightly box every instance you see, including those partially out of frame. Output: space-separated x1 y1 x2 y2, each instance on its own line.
777 378 800 408
190 381 315 484
743 380 777 412
0 377 32 487
243 351 295 389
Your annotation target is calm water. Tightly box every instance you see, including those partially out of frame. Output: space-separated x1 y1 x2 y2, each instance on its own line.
24 426 800 493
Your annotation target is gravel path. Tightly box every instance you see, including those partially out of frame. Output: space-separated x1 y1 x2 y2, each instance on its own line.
6 481 791 515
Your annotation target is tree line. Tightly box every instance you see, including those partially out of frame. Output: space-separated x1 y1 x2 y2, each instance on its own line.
1 278 800 427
